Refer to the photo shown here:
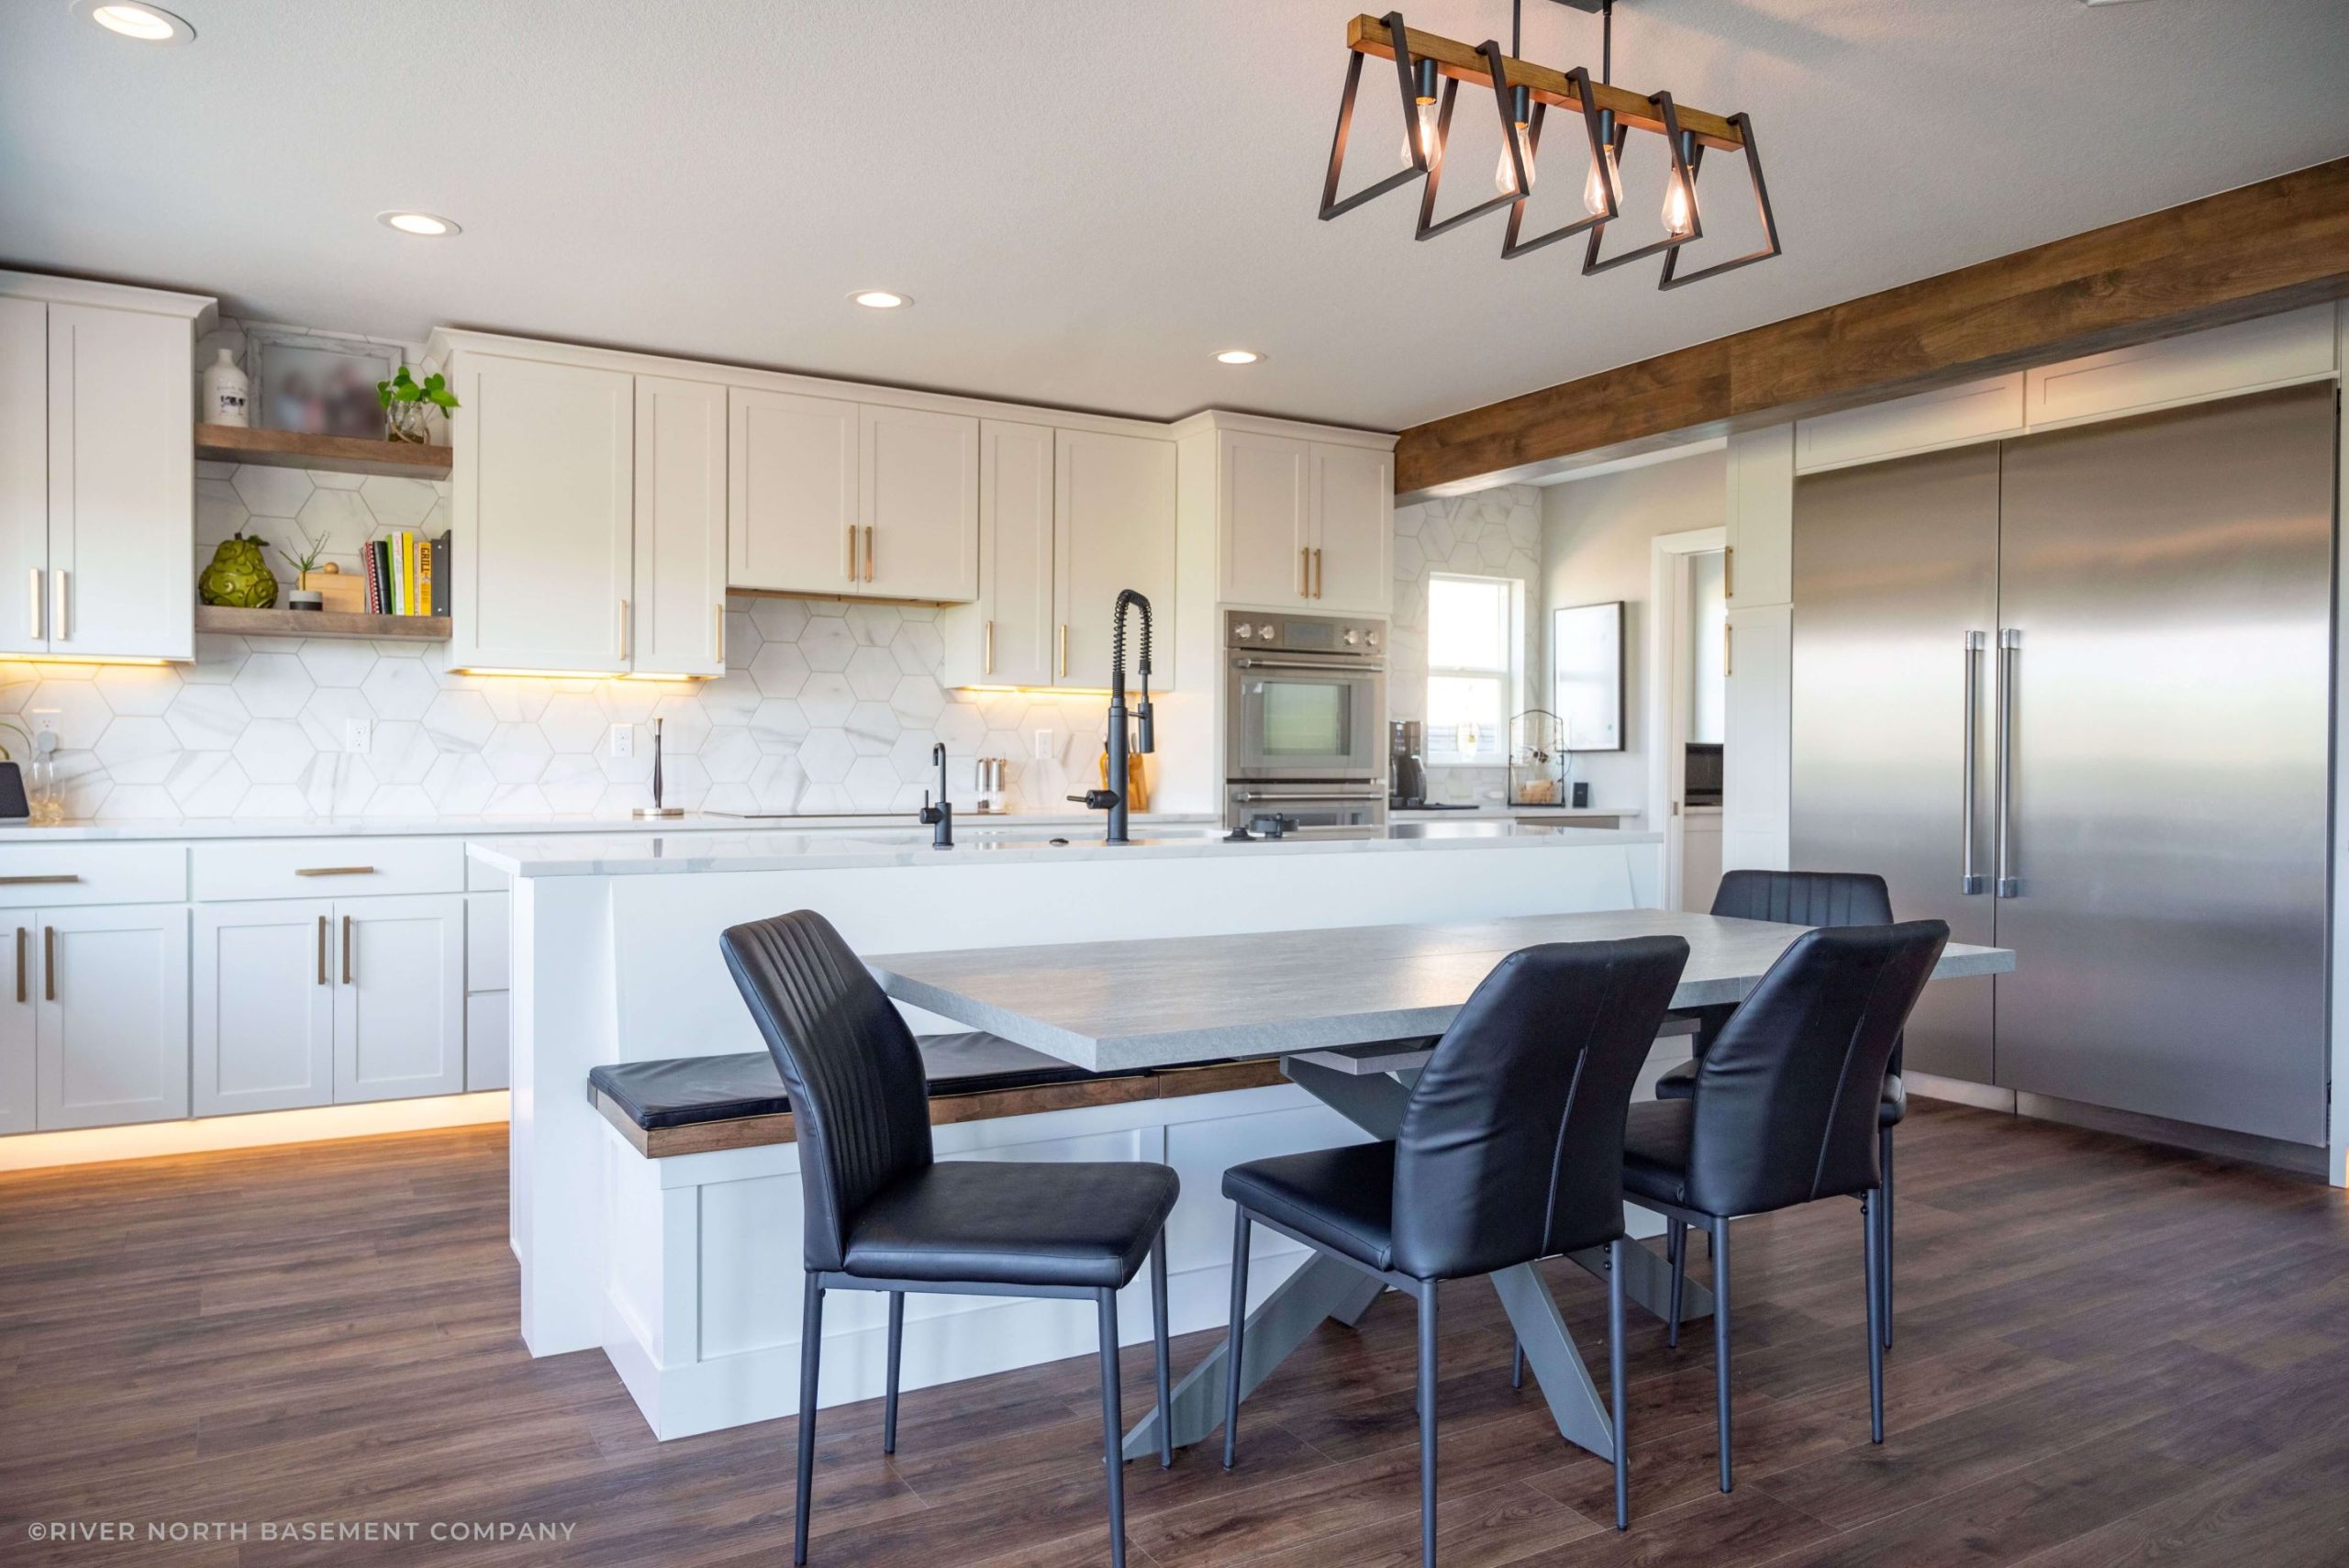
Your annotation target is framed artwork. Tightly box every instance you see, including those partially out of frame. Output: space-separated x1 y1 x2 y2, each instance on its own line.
249 328 403 438
1552 600 1626 751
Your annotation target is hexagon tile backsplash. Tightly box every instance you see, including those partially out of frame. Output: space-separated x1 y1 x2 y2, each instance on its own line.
19 464 1115 824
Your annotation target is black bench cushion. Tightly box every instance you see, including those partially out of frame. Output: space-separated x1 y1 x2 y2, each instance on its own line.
590 1031 1119 1131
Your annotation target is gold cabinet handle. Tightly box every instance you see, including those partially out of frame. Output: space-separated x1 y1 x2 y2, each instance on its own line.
294 866 374 878
863 526 875 584
14 926 23 1005
1724 544 1735 599
317 914 328 986
26 568 39 641
1057 624 1068 678
1726 623 1734 677
846 523 858 582
0 873 79 885
51 569 66 641
1299 546 1309 598
716 603 726 665
618 599 631 662
984 618 995 677
42 924 53 1002
340 915 352 985
1313 548 1324 599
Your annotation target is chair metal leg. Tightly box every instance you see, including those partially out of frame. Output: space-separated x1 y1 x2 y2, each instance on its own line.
1711 1216 1732 1494
1222 1211 1252 1470
1417 1283 1440 1568
1098 1287 1128 1568
883 1290 904 1456
1879 1126 1897 1350
1665 1219 1687 1350
795 1276 824 1565
1608 1237 1630 1531
1864 1190 1886 1443
1149 1233 1174 1469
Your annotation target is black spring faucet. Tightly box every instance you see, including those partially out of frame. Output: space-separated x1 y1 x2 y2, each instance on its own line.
918 742 952 849
1067 590 1155 845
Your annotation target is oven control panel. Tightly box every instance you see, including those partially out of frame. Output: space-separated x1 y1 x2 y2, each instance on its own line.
1226 609 1385 655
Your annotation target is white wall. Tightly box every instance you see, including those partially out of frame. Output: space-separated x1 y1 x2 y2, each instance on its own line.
1539 449 1728 811
1687 550 1726 744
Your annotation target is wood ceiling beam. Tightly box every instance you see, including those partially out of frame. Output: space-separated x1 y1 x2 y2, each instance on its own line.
1348 15 1745 150
1393 157 2349 498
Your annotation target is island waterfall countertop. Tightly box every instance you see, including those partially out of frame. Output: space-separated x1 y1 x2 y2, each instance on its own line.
465 819 1663 878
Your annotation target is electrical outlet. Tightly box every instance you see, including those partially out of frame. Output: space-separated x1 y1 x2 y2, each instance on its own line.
1031 729 1052 761
608 724 634 760
343 718 373 754
28 710 55 736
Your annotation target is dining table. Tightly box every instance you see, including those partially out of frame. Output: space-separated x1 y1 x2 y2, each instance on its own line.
869 906 2013 1467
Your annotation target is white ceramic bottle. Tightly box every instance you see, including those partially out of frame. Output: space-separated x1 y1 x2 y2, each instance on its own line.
201 348 250 427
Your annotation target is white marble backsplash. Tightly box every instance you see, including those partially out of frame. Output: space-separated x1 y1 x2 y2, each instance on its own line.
1388 485 1544 805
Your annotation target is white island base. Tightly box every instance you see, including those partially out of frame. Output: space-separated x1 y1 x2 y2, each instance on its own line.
481 823 1667 1440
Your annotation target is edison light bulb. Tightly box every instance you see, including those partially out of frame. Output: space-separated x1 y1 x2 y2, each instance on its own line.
1661 169 1695 237
1399 98 1442 164
1581 142 1620 217
1493 122 1535 194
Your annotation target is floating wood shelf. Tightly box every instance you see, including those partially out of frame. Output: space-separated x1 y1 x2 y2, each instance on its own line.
195 606 449 641
193 425 452 480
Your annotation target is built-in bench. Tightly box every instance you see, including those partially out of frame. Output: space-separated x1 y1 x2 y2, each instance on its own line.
589 1031 1291 1157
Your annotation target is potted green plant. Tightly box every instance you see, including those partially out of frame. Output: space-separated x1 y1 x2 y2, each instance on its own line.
279 536 330 611
376 366 460 443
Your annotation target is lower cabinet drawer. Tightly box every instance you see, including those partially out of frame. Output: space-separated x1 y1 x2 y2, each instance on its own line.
0 844 186 909
192 838 465 903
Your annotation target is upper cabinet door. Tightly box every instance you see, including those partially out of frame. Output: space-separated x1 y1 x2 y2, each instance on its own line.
975 420 1056 687
451 354 633 673
729 388 859 595
34 904 191 1131
45 304 194 661
1055 429 1176 689
631 375 728 677
1307 442 1391 616
333 894 465 1104
1218 429 1311 608
861 406 978 602
0 298 45 659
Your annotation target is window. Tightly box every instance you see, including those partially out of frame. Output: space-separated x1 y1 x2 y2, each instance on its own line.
1426 573 1517 763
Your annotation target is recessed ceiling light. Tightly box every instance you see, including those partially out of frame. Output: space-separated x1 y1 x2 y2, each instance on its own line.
1215 350 1264 365
850 290 911 309
378 211 460 237
74 1 195 43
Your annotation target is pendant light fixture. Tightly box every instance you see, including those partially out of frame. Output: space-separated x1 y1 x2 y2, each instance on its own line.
1317 4 1781 290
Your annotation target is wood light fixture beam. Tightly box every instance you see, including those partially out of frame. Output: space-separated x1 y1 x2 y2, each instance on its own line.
1347 13 1745 151
1394 156 2349 498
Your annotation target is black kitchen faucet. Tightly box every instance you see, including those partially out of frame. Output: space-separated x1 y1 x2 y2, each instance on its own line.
1068 589 1155 845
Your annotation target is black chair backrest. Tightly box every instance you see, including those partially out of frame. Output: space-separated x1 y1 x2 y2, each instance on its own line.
721 911 933 1272
1391 936 1690 1281
1687 919 1948 1216
1709 870 1902 1075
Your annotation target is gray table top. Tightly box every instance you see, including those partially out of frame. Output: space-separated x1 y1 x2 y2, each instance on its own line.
870 909 2015 1073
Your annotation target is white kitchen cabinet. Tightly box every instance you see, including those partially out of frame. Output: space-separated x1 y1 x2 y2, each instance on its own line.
465 992 510 1093
956 419 1056 686
860 405 977 602
1793 375 2025 477
1218 428 1312 607
0 920 30 1134
1725 424 1795 608
333 894 465 1103
1056 429 1176 685
632 375 728 676
729 388 859 595
33 904 190 1131
0 297 46 660
449 353 634 673
1721 603 1792 874
194 900 335 1116
2022 305 2336 432
1307 441 1391 616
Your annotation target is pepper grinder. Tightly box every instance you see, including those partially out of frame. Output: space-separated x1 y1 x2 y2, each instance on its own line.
632 716 685 819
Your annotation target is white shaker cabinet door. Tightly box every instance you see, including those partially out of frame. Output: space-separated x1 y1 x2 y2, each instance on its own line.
860 405 978 602
974 419 1056 687
194 900 335 1116
332 894 465 1103
45 303 195 662
1055 429 1175 689
1218 428 1311 608
0 919 30 1134
34 905 191 1130
450 353 634 673
1307 442 1392 617
632 375 728 676
0 297 46 659
729 388 859 595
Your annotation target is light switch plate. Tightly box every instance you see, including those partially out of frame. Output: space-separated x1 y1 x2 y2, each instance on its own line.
608 724 634 759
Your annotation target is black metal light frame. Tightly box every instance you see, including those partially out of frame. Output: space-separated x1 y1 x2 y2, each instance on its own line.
1499 65 1617 259
1319 12 1434 221
1415 39 1535 241
1657 111 1782 288
1582 91 1700 274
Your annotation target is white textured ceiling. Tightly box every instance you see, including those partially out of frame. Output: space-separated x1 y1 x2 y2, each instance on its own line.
3 0 2344 433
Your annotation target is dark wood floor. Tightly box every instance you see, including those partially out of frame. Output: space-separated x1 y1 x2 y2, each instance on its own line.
4 1102 2348 1567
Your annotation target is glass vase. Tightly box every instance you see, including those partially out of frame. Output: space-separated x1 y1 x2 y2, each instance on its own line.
385 401 433 444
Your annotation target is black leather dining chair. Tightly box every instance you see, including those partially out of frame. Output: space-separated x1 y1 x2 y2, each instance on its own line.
1653 870 1907 1349
1622 919 1947 1493
1219 936 1691 1557
721 911 1180 1568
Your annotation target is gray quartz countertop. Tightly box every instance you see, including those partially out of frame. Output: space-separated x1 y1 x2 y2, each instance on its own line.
0 809 1214 845
466 819 1663 879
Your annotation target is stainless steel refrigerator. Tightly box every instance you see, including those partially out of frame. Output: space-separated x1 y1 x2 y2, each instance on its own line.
1791 383 2335 1148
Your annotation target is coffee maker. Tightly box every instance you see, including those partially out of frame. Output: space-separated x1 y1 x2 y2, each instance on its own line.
1389 720 1427 808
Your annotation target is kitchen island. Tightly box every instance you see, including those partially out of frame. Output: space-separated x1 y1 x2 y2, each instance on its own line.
479 818 1668 1437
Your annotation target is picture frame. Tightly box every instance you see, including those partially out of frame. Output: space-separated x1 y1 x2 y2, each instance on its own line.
1552 600 1626 751
248 328 404 439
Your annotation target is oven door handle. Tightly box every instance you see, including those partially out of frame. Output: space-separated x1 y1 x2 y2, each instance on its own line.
1230 658 1386 673
1231 789 1387 804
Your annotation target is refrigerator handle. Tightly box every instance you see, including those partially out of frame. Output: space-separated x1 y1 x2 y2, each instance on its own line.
1994 628 2020 897
1961 631 1985 894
